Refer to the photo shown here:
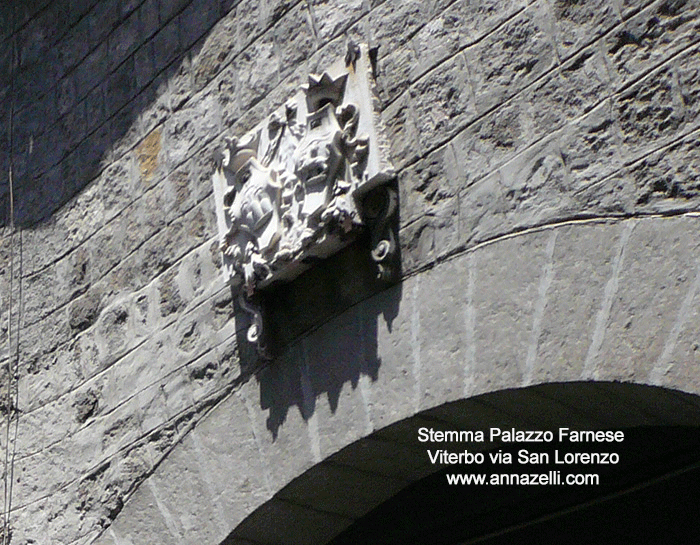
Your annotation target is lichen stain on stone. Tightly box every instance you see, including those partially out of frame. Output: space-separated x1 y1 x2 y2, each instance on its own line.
136 128 162 184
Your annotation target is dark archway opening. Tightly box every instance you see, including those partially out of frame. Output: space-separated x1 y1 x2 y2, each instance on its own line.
328 425 700 544
224 383 700 545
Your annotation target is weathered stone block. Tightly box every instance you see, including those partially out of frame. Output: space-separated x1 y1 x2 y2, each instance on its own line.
630 133 700 209
549 0 620 61
232 34 280 113
108 9 141 67
275 3 317 80
399 144 460 228
152 17 182 73
677 44 700 128
465 3 557 115
399 196 459 273
469 231 550 393
596 217 700 381
180 0 221 52
375 45 417 105
522 222 611 381
605 0 700 87
383 91 421 168
75 41 108 104
458 170 507 243
496 133 573 229
614 65 686 161
369 0 427 52
192 16 239 90
557 44 612 121
310 0 366 43
559 100 623 191
158 0 191 23
401 52 474 161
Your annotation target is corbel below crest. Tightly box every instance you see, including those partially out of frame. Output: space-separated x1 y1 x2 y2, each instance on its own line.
212 44 396 353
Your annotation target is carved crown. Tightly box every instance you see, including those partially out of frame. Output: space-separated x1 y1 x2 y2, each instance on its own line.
302 72 348 112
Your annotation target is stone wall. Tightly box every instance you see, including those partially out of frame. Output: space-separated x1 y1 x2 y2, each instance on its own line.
0 0 698 543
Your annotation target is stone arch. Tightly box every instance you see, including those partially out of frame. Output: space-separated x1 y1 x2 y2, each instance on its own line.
224 382 700 544
94 214 700 545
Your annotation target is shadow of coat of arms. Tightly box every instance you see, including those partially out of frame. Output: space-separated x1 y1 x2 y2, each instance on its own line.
212 44 397 352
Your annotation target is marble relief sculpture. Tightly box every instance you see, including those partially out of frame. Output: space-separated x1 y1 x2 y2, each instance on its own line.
212 44 396 351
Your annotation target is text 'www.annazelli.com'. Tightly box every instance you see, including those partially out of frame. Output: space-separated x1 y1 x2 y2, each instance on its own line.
446 472 600 486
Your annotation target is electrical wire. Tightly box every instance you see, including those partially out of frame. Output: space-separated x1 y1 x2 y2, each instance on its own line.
3 6 19 543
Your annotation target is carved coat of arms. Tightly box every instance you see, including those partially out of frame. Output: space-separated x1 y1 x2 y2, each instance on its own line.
212 45 396 349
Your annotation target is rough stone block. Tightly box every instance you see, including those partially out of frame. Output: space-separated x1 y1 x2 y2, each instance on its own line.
152 17 182 73
465 3 557 115
559 100 624 192
375 45 417 105
180 0 220 52
629 132 700 210
556 44 612 121
678 44 700 123
192 15 239 90
458 170 508 244
369 0 427 52
401 52 474 160
605 0 700 88
496 133 572 229
383 91 421 168
22 263 61 326
399 196 459 274
274 2 317 80
614 65 687 161
399 144 460 228
450 95 533 188
159 0 191 23
75 41 108 103
231 34 280 113
549 0 620 61
89 1 118 47
310 0 366 44
412 13 461 80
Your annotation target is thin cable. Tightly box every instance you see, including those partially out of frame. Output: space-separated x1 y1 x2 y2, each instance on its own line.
6 231 20 545
3 6 17 543
2 165 13 545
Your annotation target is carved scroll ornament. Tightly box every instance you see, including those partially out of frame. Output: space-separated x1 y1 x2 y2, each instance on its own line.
212 45 396 351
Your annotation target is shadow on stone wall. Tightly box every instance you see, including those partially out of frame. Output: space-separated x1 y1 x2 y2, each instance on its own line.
0 0 227 227
251 231 402 439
